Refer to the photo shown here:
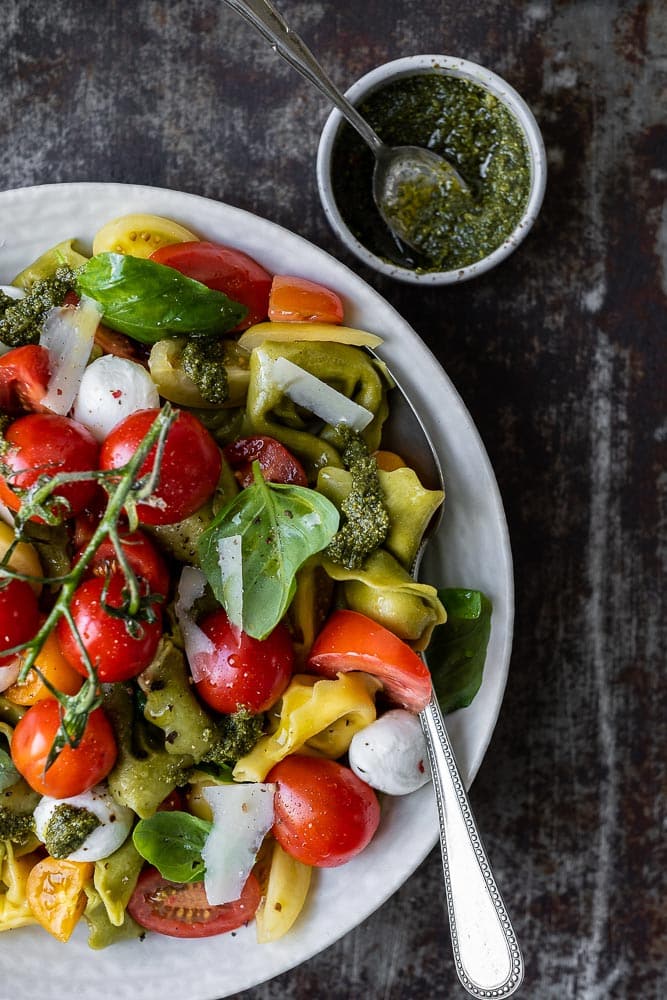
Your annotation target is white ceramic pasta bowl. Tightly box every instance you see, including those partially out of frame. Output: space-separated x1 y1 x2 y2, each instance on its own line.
0 182 513 1000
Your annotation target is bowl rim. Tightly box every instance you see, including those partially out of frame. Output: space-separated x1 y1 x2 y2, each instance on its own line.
316 54 547 285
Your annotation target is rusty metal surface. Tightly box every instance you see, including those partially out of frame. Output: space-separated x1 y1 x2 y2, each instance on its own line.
1 1 665 997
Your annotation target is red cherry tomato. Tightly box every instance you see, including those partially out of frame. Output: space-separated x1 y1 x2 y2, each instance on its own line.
99 408 221 526
56 573 162 683
0 345 51 414
77 529 170 599
267 275 344 324
0 413 99 519
0 578 40 665
194 608 293 714
11 700 117 798
307 609 432 712
127 866 261 938
151 241 272 330
223 435 308 489
267 755 380 867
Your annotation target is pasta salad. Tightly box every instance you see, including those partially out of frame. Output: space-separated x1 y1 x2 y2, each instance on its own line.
0 213 448 947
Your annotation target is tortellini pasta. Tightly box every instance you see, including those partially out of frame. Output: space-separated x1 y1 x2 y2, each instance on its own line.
233 672 381 783
317 464 444 570
323 549 447 651
0 844 38 931
246 341 389 476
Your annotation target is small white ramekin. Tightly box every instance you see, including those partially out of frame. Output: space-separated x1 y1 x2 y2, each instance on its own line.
316 55 547 285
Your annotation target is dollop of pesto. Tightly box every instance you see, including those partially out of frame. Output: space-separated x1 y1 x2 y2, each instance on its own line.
0 805 35 845
326 427 389 570
43 803 101 858
0 266 79 346
331 73 531 272
181 338 229 405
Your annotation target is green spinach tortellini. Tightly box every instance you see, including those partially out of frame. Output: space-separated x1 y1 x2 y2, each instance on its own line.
317 463 444 570
245 341 389 477
323 549 446 650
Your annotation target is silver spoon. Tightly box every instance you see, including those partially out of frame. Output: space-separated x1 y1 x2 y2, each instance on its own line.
222 0 469 253
375 357 524 998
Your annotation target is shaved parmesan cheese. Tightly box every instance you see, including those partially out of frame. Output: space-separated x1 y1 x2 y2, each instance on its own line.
174 565 215 683
202 783 275 905
269 355 374 432
237 321 383 352
0 659 20 693
39 295 101 414
216 534 243 631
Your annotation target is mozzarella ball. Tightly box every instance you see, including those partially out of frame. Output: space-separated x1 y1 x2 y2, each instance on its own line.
73 355 159 441
33 783 134 862
348 709 431 795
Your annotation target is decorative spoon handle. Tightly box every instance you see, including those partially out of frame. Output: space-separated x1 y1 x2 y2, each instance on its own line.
222 0 383 152
420 695 524 997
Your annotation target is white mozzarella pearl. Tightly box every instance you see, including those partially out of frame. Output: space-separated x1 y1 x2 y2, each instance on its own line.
348 709 431 795
33 783 134 862
72 355 159 441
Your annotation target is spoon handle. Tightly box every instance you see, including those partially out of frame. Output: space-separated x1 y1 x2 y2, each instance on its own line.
222 0 383 152
420 695 524 997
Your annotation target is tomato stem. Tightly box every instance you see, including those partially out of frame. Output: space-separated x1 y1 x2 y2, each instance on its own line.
0 402 176 760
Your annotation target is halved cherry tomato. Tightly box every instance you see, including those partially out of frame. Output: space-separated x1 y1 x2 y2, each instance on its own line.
99 408 221 526
0 578 40 666
11 700 117 798
373 449 407 472
0 345 51 414
56 573 163 683
127 866 261 938
4 628 83 705
0 413 99 519
92 213 198 258
26 857 93 942
267 275 344 324
307 609 433 712
194 608 293 714
223 435 308 489
77 529 170 599
267 755 380 867
151 241 272 330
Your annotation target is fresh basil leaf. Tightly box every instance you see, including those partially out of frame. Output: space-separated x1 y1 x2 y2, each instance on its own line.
426 589 492 715
0 746 20 792
198 467 340 640
132 811 212 883
76 252 247 343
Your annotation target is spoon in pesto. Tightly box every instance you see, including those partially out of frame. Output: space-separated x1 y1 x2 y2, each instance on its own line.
222 0 470 253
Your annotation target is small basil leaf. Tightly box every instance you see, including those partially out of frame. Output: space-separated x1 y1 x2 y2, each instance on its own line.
76 252 247 343
426 589 492 715
132 810 212 883
198 468 340 640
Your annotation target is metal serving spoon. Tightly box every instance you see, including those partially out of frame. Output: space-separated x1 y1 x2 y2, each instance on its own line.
222 0 469 252
377 362 524 998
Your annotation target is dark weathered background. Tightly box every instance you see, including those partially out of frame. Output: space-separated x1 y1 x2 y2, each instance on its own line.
1 1 665 997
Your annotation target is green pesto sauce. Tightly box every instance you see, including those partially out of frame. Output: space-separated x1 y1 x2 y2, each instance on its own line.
331 74 531 273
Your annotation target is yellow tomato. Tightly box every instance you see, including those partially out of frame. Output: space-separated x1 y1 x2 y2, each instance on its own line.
0 521 42 594
92 213 198 258
26 858 93 942
4 630 82 705
373 450 407 472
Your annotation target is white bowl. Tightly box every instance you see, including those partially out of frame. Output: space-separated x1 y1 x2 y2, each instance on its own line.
317 54 547 285
0 181 514 1000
